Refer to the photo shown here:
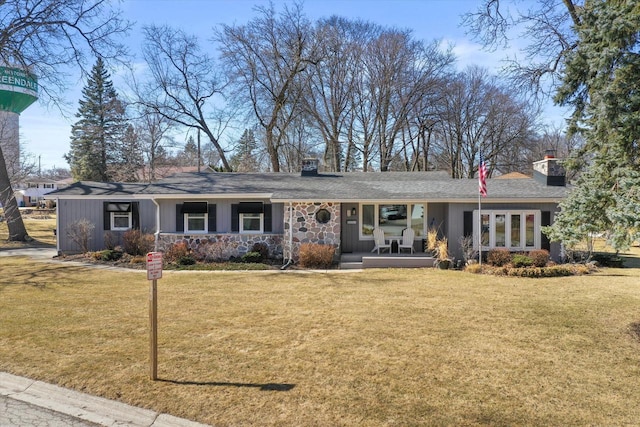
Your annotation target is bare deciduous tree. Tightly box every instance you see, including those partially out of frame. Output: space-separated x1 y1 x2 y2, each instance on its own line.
216 2 318 172
136 25 232 172
0 0 129 241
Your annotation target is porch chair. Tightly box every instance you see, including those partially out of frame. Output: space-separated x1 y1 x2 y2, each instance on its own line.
372 228 391 254
398 228 415 254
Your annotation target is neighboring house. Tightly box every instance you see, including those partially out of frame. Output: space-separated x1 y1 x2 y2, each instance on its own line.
14 177 72 207
45 157 569 263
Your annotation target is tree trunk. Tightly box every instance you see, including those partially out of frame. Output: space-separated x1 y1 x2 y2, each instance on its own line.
0 145 28 241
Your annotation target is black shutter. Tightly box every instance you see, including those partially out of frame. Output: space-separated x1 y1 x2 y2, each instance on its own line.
541 211 551 251
176 204 184 232
132 202 140 230
463 211 473 237
208 204 216 232
264 204 272 232
231 204 239 232
103 202 111 230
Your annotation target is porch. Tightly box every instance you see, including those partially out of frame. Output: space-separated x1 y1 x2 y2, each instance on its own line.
339 252 436 269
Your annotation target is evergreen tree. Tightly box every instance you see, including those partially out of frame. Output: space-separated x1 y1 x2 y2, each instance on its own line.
546 1 640 252
230 129 259 172
66 58 128 181
110 124 143 182
179 135 200 166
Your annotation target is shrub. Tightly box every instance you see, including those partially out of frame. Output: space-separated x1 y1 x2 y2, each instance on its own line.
241 251 263 263
511 254 533 268
164 242 189 264
529 249 550 267
251 242 269 261
103 232 118 250
465 263 483 274
196 241 228 262
459 235 478 264
177 255 196 266
66 219 95 253
123 230 155 256
487 248 512 266
99 249 123 261
299 243 335 269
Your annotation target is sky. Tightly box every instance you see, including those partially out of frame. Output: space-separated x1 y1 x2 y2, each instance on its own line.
17 0 568 171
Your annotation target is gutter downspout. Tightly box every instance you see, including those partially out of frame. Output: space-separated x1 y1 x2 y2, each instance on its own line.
281 201 294 270
55 197 60 255
152 198 160 251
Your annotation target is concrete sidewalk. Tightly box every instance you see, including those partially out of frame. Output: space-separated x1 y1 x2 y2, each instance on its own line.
0 372 210 427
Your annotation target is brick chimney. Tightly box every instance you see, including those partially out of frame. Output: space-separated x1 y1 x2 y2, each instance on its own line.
533 151 566 186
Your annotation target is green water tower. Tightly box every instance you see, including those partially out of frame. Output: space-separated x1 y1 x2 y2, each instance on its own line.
0 66 38 170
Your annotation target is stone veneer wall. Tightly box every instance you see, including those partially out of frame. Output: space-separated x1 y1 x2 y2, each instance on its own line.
156 233 283 260
283 202 341 261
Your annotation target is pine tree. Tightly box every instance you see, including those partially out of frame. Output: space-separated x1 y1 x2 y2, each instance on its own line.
109 124 143 182
230 129 259 172
66 58 128 181
546 1 640 252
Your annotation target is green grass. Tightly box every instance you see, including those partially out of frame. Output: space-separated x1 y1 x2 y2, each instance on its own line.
1 257 639 426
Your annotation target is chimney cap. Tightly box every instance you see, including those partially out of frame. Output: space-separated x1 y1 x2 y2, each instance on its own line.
544 149 556 159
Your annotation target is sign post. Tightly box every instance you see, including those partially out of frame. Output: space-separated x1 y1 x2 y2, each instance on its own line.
146 252 163 381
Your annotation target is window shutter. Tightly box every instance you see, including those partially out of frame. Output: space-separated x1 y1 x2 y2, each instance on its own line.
208 204 216 232
264 204 272 232
231 204 239 232
132 202 140 230
541 211 551 251
103 202 111 230
463 211 473 237
176 204 184 232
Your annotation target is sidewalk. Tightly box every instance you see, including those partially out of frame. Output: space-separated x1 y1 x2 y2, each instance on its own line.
0 372 210 427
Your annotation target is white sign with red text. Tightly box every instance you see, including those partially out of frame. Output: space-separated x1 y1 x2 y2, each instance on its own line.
146 252 163 280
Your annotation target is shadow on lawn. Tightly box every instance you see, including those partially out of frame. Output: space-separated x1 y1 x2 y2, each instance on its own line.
158 378 295 391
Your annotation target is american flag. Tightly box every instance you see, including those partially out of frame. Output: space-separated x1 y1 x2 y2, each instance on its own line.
478 154 487 197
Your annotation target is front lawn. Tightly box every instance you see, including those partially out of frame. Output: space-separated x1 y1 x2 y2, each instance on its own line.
1 258 639 426
0 213 56 247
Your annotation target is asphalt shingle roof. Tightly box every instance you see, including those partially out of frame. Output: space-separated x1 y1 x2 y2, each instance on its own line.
47 171 569 202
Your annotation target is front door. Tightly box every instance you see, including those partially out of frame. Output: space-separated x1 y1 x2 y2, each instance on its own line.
341 203 358 253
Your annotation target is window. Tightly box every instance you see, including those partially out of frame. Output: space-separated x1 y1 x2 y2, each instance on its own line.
474 210 540 250
315 208 331 224
232 202 270 234
360 203 425 239
104 202 134 231
182 202 208 233
111 211 132 230
240 212 263 233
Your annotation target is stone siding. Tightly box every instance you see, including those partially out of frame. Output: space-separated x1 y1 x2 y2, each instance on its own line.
283 202 341 261
156 233 284 260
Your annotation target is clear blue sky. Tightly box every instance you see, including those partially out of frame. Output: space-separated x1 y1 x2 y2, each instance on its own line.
19 0 564 171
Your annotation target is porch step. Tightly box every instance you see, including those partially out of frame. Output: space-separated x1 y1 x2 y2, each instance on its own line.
362 256 435 269
339 252 435 269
